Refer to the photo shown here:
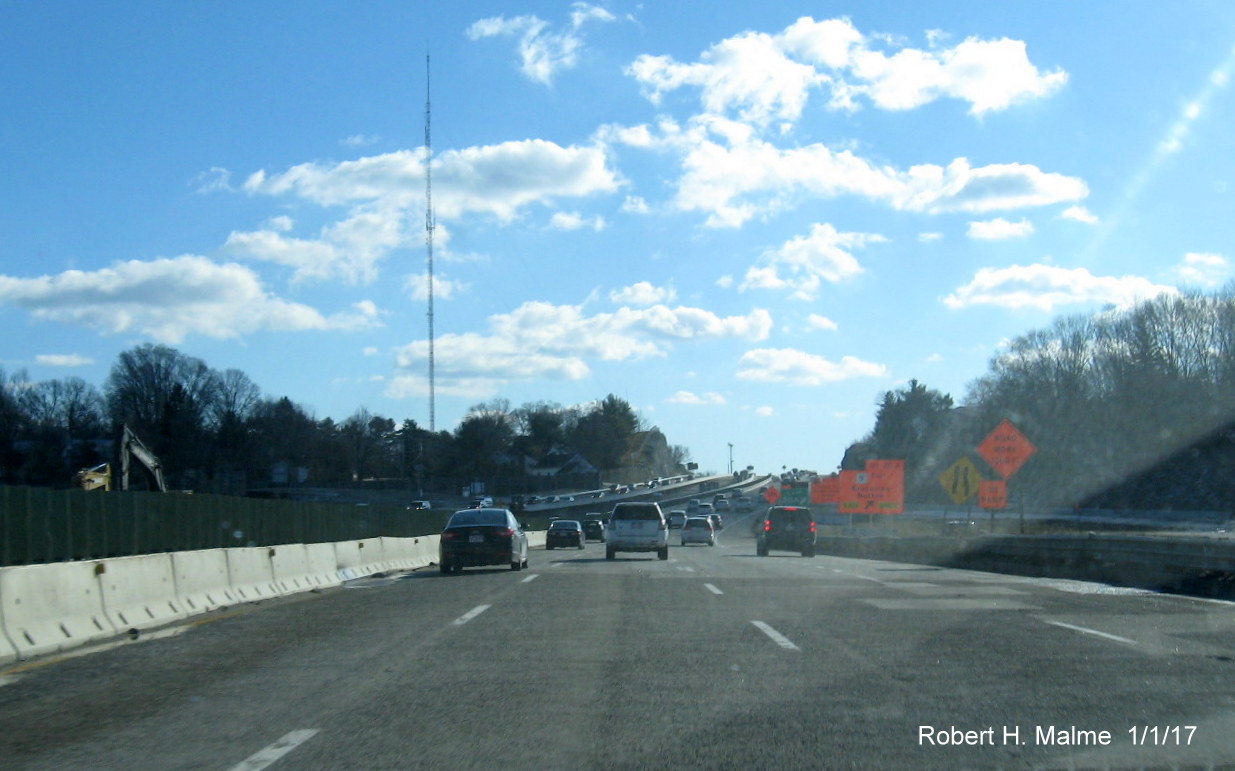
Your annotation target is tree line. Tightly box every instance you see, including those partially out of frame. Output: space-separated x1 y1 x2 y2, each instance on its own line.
844 289 1235 511
0 344 690 496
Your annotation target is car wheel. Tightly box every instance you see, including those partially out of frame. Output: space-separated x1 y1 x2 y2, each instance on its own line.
606 546 615 560
757 544 767 557
804 547 815 558
511 558 522 571
546 544 553 550
439 561 450 575
658 546 669 560
578 540 585 550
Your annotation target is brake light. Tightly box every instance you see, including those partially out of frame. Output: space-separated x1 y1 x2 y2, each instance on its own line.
763 520 772 532
495 528 514 538
809 521 817 533
441 531 458 540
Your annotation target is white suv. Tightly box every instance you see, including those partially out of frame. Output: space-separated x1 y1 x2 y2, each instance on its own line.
606 502 669 560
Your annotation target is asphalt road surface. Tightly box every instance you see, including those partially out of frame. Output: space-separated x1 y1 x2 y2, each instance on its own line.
4 513 1235 769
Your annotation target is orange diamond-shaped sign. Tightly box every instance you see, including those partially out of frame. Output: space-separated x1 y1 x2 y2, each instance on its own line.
977 419 1036 479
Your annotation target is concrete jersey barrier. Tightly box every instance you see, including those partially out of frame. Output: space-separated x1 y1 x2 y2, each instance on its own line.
0 561 115 661
97 555 188 633
171 550 237 614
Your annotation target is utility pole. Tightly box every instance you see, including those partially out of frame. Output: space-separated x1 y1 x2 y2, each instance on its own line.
728 443 734 475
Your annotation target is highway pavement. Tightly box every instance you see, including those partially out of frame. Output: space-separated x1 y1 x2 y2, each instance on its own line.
4 513 1235 769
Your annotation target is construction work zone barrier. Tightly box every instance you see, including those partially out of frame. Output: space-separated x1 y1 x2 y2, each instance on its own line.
171 550 236 614
0 561 115 660
304 543 342 589
97 555 188 633
226 547 280 602
0 530 530 665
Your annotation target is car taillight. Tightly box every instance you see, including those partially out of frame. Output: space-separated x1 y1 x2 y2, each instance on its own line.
495 528 514 538
809 522 817 533
763 520 772 532
441 531 458 540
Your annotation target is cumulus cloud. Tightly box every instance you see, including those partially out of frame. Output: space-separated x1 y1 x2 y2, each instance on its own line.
610 281 677 306
667 390 727 405
35 353 94 367
755 405 775 416
550 211 607 231
225 207 406 284
806 314 839 331
737 347 888 386
943 263 1178 311
390 300 772 397
405 272 471 301
629 16 1067 126
467 3 616 85
741 223 880 299
1173 252 1229 287
1061 205 1099 224
0 256 379 343
967 217 1035 240
602 117 1086 227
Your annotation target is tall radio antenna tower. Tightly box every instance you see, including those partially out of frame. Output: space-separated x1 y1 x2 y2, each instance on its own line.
424 54 436 432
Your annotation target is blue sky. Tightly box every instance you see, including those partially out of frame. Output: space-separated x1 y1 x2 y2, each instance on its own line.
3 2 1234 476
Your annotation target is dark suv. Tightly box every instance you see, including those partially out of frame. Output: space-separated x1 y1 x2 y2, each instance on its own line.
756 506 816 557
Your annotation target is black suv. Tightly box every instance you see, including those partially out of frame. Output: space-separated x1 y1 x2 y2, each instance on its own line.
756 506 816 557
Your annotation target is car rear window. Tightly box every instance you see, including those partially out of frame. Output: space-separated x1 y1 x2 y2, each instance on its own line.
447 510 508 527
611 503 663 520
549 520 579 529
769 507 812 527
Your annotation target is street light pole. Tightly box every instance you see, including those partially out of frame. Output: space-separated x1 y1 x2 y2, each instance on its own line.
727 443 734 475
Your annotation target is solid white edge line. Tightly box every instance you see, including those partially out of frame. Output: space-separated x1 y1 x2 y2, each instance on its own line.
704 583 724 595
1043 620 1136 645
521 574 540 583
751 620 800 651
453 604 491 625
228 729 320 771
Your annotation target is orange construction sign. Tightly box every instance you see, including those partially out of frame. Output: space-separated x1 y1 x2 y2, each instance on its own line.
839 460 904 514
979 479 1007 510
977 419 1036 479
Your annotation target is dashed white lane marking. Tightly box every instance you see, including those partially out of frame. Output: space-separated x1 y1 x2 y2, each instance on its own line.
228 729 319 771
1043 620 1137 646
751 620 800 651
453 604 491 626
704 583 724 595
677 565 696 572
521 574 540 583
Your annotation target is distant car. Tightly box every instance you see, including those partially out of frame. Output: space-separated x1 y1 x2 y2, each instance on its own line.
408 500 432 510
606 502 669 560
686 499 701 514
666 510 688 529
714 499 731 514
735 496 753 513
582 519 606 542
469 496 494 508
680 516 715 546
756 506 816 558
439 508 529 573
546 519 586 550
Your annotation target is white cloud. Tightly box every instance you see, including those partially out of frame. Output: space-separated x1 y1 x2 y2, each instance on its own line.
918 232 943 242
246 141 620 223
550 211 607 231
967 217 1035 240
391 300 772 397
621 195 650 213
926 352 944 363
225 205 406 284
191 167 233 194
35 353 94 367
363 347 380 357
667 390 727 405
741 223 880 299
467 3 616 85
943 263 1178 311
405 272 470 301
737 347 888 386
603 117 1087 227
1173 252 1229 287
629 16 1067 126
0 256 378 343
1061 205 1099 224
341 134 381 148
610 281 677 306
755 405 775 416
806 314 839 331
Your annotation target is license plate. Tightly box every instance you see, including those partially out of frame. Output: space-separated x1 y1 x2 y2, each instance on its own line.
469 534 484 543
